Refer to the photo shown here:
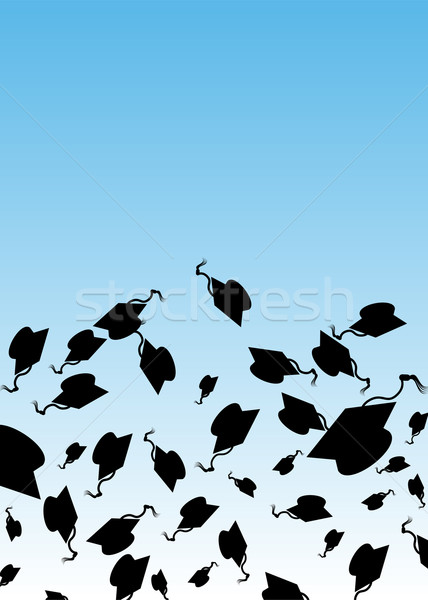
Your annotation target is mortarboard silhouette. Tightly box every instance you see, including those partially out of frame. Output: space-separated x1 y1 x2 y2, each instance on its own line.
249 347 318 385
45 592 69 600
318 529 344 558
139 338 176 394
43 486 78 563
0 425 45 498
406 412 428 445
262 572 310 600
362 490 394 511
94 290 164 340
87 505 158 555
228 472 257 497
408 474 426 508
0 565 20 587
196 375 218 405
401 517 428 569
218 521 249 583
312 332 370 393
307 402 396 475
85 432 132 499
271 495 332 522
2 326 48 393
273 450 303 476
110 554 150 600
143 429 186 492
349 543 388 599
330 302 406 340
376 456 409 474
152 570 169 599
195 259 251 326
278 394 327 435
162 497 218 541
58 442 87 470
195 403 259 472
49 329 106 374
5 507 21 542
33 373 108 415
188 562 218 587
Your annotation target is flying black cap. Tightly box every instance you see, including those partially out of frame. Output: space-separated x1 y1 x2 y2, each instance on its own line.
249 348 298 383
87 518 138 555
94 302 145 340
43 487 77 542
287 495 332 522
110 554 150 600
211 403 259 453
218 521 247 566
0 425 45 498
278 394 325 435
9 326 48 374
262 573 307 600
65 330 106 362
177 497 219 529
93 432 132 479
349 543 389 591
351 303 406 337
312 332 354 377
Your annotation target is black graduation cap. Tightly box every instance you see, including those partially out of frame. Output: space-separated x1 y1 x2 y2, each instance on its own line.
43 486 78 562
58 442 87 470
262 573 309 600
228 472 257 497
5 507 22 542
278 394 327 435
401 518 428 569
218 521 249 582
307 402 396 475
273 450 303 475
94 302 146 340
319 529 344 558
144 429 186 492
349 543 388 594
188 562 218 587
162 497 218 541
195 403 259 472
408 474 426 508
0 565 20 586
272 495 332 522
312 332 370 392
362 490 394 511
87 505 158 555
33 373 108 415
45 592 69 600
85 432 132 498
139 338 176 394
152 570 168 599
407 412 428 445
50 330 106 374
110 554 150 600
249 347 317 385
0 425 45 498
195 259 251 326
196 375 218 404
376 456 409 474
2 326 48 392
351 303 406 337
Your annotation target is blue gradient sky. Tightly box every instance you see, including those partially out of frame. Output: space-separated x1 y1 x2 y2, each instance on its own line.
0 1 427 598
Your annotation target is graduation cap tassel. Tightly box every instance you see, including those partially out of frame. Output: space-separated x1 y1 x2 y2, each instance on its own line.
161 528 193 542
143 429 156 462
61 527 78 564
406 432 420 445
354 585 372 600
120 505 159 520
329 325 367 340
401 518 420 555
363 374 428 407
135 331 145 357
288 359 318 386
195 259 214 296
195 447 234 472
1 366 32 393
49 361 81 375
316 413 330 430
129 289 166 304
237 553 250 584
84 471 116 499
270 505 299 520
318 549 329 559
350 359 371 394
31 401 70 415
